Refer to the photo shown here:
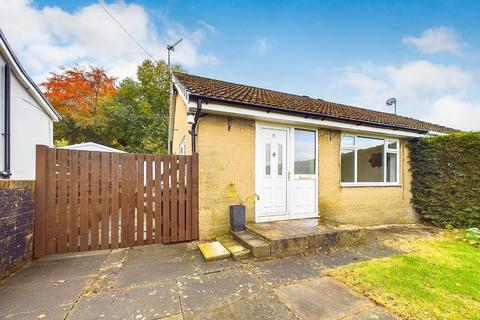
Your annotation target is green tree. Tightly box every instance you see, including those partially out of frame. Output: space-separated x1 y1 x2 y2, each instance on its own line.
104 59 182 153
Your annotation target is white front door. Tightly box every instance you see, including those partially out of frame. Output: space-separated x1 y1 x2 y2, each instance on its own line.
256 126 288 219
256 124 318 222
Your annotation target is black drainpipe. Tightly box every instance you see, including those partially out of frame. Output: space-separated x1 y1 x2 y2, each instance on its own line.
189 99 204 153
1 64 11 179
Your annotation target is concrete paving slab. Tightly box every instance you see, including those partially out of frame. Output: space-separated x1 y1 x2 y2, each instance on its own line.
275 277 373 320
0 275 87 319
179 268 264 314
198 241 231 262
162 314 184 320
192 251 241 275
2 251 109 288
83 248 129 295
253 255 323 287
68 280 180 320
184 293 297 320
116 248 195 288
125 243 195 265
356 243 402 259
346 306 398 320
308 249 370 269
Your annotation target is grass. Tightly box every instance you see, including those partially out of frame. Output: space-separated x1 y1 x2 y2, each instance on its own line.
328 238 480 320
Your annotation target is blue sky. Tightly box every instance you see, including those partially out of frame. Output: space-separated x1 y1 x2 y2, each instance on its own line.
1 0 479 130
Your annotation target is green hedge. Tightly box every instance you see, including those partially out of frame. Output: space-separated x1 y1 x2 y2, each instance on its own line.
410 132 480 228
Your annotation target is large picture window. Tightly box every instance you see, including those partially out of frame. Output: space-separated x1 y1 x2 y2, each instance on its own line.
340 135 399 185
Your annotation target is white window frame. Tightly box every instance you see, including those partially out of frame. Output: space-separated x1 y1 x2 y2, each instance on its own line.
340 134 400 187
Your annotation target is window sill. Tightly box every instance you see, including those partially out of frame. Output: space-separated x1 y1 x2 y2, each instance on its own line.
340 182 401 188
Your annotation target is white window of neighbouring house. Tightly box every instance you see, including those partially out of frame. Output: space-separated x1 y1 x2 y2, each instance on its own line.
179 144 185 155
340 135 399 185
294 129 316 174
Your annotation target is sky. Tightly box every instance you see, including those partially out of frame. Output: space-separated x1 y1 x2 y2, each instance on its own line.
1 0 479 131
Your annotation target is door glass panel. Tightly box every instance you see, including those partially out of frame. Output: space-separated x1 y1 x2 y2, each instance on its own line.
387 152 397 182
341 149 355 182
356 136 384 182
265 143 271 175
294 129 316 174
278 144 283 176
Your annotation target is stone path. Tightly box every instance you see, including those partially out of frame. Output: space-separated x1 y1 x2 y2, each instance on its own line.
0 241 401 320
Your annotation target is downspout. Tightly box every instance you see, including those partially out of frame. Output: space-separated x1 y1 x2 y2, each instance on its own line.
1 64 11 178
189 99 204 153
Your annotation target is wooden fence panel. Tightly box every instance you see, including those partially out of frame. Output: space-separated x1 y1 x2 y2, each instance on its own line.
100 152 110 250
136 154 145 246
154 155 162 244
68 150 79 252
34 146 199 257
145 155 154 244
56 149 68 254
111 153 120 249
161 157 170 243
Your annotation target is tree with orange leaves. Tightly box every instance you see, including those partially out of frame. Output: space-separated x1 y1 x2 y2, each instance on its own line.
42 66 118 144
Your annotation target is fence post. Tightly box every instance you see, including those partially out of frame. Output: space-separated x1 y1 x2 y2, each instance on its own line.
34 145 48 258
191 153 199 240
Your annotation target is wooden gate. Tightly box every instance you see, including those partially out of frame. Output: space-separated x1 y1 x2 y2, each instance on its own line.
34 145 199 257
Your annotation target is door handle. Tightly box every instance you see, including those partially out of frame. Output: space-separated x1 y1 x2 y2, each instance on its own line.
288 171 291 181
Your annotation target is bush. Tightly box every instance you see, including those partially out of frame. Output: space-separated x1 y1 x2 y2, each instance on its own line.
456 228 480 248
409 132 480 228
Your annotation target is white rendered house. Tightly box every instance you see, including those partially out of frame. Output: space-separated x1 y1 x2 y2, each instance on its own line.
0 29 60 180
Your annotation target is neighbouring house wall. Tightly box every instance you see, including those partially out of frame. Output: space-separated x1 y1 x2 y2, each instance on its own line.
10 70 53 180
197 114 255 238
172 93 192 155
195 115 416 238
0 180 35 280
0 55 54 180
318 129 416 225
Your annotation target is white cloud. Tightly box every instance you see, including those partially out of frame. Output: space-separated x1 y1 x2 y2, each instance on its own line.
252 37 271 54
386 60 473 97
402 26 466 54
197 21 216 34
430 96 480 131
331 60 479 130
0 0 218 82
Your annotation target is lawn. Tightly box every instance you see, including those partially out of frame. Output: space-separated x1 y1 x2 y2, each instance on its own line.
328 237 480 320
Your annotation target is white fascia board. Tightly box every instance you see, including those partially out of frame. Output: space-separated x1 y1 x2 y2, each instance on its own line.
190 100 424 138
0 39 60 122
171 74 189 107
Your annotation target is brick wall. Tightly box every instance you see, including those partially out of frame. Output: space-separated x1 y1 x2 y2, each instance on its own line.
0 180 35 280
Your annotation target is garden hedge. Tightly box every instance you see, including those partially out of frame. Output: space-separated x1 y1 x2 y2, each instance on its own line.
409 132 480 228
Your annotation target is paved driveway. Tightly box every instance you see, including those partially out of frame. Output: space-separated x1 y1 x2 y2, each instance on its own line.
0 242 399 320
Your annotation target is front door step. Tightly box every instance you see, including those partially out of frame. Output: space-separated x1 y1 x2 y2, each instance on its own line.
198 241 231 262
218 236 251 260
231 230 271 258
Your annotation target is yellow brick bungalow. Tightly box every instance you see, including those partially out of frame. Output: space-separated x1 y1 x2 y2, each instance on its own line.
169 72 456 239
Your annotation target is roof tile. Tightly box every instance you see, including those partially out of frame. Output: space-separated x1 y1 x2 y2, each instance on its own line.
174 72 457 134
